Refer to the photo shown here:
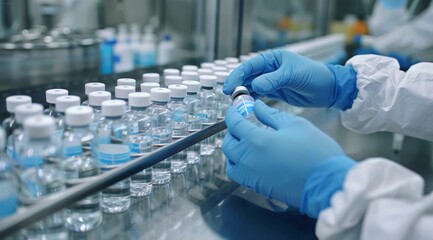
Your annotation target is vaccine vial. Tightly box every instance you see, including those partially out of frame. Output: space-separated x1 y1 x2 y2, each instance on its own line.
88 91 112 131
200 62 215 70
199 75 217 156
182 80 202 164
182 65 198 72
117 78 136 87
44 89 68 116
83 82 105 106
163 68 180 78
164 75 182 87
142 73 160 83
54 95 81 141
231 86 261 124
141 82 160 94
181 71 199 81
3 95 32 137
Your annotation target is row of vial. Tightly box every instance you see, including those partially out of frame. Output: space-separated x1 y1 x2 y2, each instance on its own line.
0 57 259 238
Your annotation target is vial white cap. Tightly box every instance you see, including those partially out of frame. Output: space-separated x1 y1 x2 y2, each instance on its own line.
182 80 200 93
117 78 136 87
225 57 239 64
212 66 227 73
89 91 111 107
200 75 217 88
115 85 135 99
150 88 171 102
128 92 151 107
24 115 55 138
140 82 160 93
200 62 215 69
227 63 240 71
46 89 68 104
181 71 199 81
215 72 230 83
165 75 182 87
168 84 187 98
214 59 227 67
65 106 93 126
85 82 105 95
197 68 213 76
56 95 81 112
240 55 251 62
142 73 160 83
15 103 43 124
163 68 180 77
182 65 198 72
6 95 32 113
101 100 126 117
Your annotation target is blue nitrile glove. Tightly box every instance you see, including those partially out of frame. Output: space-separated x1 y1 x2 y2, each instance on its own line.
223 100 357 218
380 0 408 9
223 50 358 111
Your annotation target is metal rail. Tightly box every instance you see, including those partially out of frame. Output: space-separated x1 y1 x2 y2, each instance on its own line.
0 121 227 237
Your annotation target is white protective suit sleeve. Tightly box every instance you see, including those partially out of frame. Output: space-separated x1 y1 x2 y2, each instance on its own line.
370 3 433 55
368 1 408 36
341 54 433 142
316 158 433 240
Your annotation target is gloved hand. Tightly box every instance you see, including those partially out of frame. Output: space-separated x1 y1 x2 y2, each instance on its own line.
223 100 357 218
223 50 358 111
380 0 408 9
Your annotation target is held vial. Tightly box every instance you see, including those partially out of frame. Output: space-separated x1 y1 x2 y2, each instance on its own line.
44 89 68 116
89 91 112 131
97 100 131 213
148 88 173 185
231 86 262 125
62 106 102 232
168 84 188 173
124 92 153 197
2 95 32 137
83 82 105 106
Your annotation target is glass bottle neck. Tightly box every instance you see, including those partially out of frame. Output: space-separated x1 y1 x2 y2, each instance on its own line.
130 106 148 111
152 101 168 106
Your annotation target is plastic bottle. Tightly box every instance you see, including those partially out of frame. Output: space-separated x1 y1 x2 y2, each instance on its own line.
44 89 68 116
124 92 153 197
99 28 116 75
140 82 160 93
137 27 157 67
182 80 202 164
7 103 43 160
200 62 215 70
0 126 18 220
231 86 263 126
182 65 198 72
54 95 81 141
164 75 182 87
88 91 111 132
62 106 102 232
197 68 213 77
168 84 188 173
96 100 131 213
117 78 136 88
2 95 32 137
148 88 173 185
142 73 160 83
198 75 218 156
114 33 134 73
16 115 66 239
181 71 199 81
158 34 175 65
83 82 105 106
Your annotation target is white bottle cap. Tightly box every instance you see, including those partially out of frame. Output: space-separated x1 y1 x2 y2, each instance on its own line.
24 115 55 138
65 106 93 126
129 92 151 107
89 91 111 107
101 100 126 117
225 57 239 64
165 75 182 87
140 82 160 93
200 62 215 69
117 78 136 87
182 80 200 93
6 95 32 113
150 88 171 102
163 68 180 77
182 65 198 72
115 85 135 99
46 89 68 104
56 95 81 113
200 75 217 88
215 72 230 83
15 103 43 124
212 66 227 73
168 84 187 98
181 71 199 81
142 73 160 83
227 63 240 71
85 82 105 95
214 59 227 67
197 68 213 76
239 55 251 62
